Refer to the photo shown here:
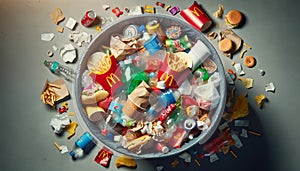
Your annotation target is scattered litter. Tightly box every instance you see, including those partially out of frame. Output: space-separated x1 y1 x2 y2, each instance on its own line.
209 154 219 163
243 42 252 49
156 165 164 171
265 82 275 92
171 158 179 167
59 43 77 63
225 72 234 85
47 50 53 57
65 17 77 30
231 95 249 120
155 2 165 8
219 29 243 57
231 61 235 66
50 8 65 25
165 5 172 11
124 7 130 13
112 7 123 17
234 63 245 76
234 120 249 127
240 49 247 58
258 69 266 76
179 152 191 162
54 142 62 151
40 79 69 107
255 94 267 108
213 4 224 18
194 159 201 166
244 55 256 68
69 31 92 47
102 4 110 11
57 26 64 33
62 102 68 109
68 111 74 116
240 128 248 138
128 6 143 16
207 31 217 40
218 122 229 131
95 25 102 32
115 155 137 168
248 130 261 136
228 69 237 80
65 121 78 139
238 77 253 89
169 6 180 16
60 145 68 154
144 5 155 14
52 44 58 51
231 133 243 148
230 150 238 158
58 106 67 114
41 33 55 41
50 114 71 134
94 147 113 167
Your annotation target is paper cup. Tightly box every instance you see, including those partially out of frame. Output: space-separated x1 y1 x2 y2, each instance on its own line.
180 1 212 32
188 40 211 71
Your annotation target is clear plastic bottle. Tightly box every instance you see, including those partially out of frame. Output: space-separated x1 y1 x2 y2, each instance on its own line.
158 89 181 108
44 60 75 81
106 90 127 126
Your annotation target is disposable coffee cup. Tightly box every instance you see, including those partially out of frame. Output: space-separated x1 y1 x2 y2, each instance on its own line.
188 40 211 71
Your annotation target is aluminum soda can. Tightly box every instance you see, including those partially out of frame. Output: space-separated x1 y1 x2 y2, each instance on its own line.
81 10 96 27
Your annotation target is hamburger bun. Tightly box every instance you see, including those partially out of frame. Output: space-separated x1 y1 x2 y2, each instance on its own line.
225 10 243 28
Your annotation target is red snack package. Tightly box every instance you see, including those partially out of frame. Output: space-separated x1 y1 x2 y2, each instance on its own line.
168 127 188 148
97 96 113 111
94 146 113 167
180 1 212 32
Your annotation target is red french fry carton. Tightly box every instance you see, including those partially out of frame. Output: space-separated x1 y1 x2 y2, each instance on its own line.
89 55 124 95
157 52 190 89
180 1 212 32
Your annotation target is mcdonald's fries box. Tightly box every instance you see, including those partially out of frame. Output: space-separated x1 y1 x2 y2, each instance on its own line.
73 14 227 159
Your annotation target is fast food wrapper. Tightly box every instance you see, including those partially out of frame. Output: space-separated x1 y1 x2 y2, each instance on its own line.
88 52 124 95
110 35 139 61
122 81 151 119
157 52 190 88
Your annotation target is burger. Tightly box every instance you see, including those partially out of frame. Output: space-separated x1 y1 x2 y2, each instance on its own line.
225 10 243 28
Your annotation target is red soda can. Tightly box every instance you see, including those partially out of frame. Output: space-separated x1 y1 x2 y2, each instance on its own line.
81 10 96 27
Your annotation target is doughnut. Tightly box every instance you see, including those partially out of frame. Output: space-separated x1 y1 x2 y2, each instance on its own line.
218 38 233 52
244 55 256 68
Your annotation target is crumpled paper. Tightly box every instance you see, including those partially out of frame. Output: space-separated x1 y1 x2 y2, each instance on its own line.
59 43 77 63
255 94 267 108
110 35 139 60
50 114 71 134
69 31 92 47
238 77 253 89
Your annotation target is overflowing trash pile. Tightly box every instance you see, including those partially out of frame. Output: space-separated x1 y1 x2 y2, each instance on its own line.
40 1 275 170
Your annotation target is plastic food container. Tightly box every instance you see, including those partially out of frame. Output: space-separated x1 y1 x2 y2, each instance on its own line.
73 14 226 159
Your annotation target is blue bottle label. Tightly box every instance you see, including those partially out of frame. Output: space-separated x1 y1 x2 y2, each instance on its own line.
75 132 93 149
108 101 123 113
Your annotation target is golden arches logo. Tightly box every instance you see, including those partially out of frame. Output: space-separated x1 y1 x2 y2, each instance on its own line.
191 7 204 16
159 72 174 86
106 73 120 87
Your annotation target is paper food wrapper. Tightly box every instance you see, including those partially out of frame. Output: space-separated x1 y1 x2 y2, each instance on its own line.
157 52 190 88
122 81 151 119
110 35 139 61
88 53 124 95
42 78 69 101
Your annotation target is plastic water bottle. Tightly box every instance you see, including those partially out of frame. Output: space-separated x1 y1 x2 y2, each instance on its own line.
69 132 95 160
44 60 75 81
106 90 127 126
158 89 181 108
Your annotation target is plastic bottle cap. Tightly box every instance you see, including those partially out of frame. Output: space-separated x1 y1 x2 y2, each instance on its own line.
50 61 60 73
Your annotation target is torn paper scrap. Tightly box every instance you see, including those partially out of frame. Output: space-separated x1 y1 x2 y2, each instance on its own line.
209 154 219 163
59 43 77 63
240 128 248 138
179 152 192 162
50 114 71 134
238 77 253 89
69 31 92 47
128 6 143 16
65 17 77 30
258 69 265 76
231 134 243 148
234 63 245 76
60 145 68 154
225 72 234 85
156 165 164 171
65 121 78 139
255 94 267 108
41 33 55 41
265 82 275 92
50 8 65 25
234 120 249 127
